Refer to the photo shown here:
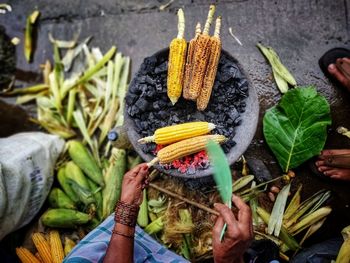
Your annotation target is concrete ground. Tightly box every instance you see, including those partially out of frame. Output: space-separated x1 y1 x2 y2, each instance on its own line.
1 0 349 257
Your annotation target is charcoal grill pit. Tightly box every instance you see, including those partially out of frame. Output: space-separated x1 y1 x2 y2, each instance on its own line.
125 48 259 178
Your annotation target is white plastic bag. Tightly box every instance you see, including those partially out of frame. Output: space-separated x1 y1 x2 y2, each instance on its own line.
0 132 65 240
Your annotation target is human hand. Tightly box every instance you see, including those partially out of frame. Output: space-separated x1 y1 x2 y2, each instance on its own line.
120 163 149 206
212 195 253 263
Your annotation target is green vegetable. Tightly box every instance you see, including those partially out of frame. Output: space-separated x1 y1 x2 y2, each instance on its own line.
48 188 76 210
137 189 149 227
41 209 90 228
263 87 331 172
102 148 126 219
268 183 291 236
206 140 232 240
257 43 296 93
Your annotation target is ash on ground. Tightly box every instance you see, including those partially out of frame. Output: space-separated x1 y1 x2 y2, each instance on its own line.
126 50 249 173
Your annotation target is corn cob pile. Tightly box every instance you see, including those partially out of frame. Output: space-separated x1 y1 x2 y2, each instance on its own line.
167 5 222 111
16 231 76 263
2 38 145 262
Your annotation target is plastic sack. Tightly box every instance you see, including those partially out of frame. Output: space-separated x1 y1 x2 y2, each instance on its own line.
0 132 65 240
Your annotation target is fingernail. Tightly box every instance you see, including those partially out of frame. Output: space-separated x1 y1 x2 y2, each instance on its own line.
328 64 335 70
214 203 219 208
142 166 148 171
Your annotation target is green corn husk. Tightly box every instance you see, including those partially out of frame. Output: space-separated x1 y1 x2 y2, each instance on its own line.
24 10 40 63
257 43 297 91
128 155 142 170
137 189 149 227
145 216 164 235
289 206 332 236
87 179 103 220
61 46 116 97
41 208 90 228
284 190 330 229
48 188 76 210
102 148 126 219
268 183 291 236
57 165 79 204
65 161 96 214
249 181 259 226
68 140 104 187
233 175 254 192
257 207 300 251
336 225 350 263
148 196 167 214
66 88 77 127
284 184 302 221
3 84 48 95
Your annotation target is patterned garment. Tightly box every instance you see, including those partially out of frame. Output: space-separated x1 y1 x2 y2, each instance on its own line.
64 214 188 263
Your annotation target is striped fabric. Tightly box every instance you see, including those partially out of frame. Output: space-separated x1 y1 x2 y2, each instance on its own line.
64 214 188 263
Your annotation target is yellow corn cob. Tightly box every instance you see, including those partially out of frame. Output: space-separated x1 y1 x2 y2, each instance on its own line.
187 5 216 100
138 121 216 145
32 233 53 263
64 237 76 256
197 16 222 111
49 231 64 263
16 247 41 263
183 22 201 100
35 252 43 262
156 134 226 164
167 8 187 105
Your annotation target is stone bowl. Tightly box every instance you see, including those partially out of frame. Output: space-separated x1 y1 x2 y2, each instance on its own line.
124 47 259 178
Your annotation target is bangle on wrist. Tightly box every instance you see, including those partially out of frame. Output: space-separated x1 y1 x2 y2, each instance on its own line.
112 229 134 239
114 200 139 227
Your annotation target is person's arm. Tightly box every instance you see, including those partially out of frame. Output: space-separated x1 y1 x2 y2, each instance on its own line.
104 163 149 263
212 194 253 263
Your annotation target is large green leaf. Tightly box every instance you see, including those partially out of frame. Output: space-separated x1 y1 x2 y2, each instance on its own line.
263 86 331 172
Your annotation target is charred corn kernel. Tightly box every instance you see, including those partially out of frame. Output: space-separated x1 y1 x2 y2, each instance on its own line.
197 16 222 111
183 22 201 100
138 121 216 145
64 237 76 256
32 233 53 263
167 8 187 105
188 5 216 100
49 231 64 263
157 134 226 164
16 247 41 263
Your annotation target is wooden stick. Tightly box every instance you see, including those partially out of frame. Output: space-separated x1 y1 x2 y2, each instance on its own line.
149 182 219 216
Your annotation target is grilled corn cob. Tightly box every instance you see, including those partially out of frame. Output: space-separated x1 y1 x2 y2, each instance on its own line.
138 121 216 145
16 247 41 263
49 231 64 263
156 134 226 164
183 22 201 100
167 8 187 105
197 16 222 111
187 5 216 100
32 233 53 263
